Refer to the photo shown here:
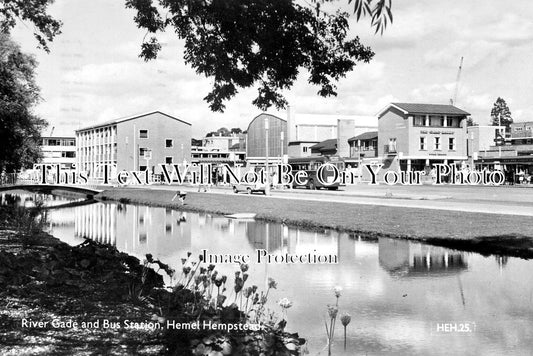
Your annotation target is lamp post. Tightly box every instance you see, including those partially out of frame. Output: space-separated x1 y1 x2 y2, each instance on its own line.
264 118 270 196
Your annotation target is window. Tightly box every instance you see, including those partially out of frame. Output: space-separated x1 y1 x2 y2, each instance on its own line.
515 127 523 132
166 139 173 148
139 147 147 156
419 137 426 150
165 156 173 164
434 137 441 150
139 129 148 138
139 165 147 171
446 118 453 127
388 138 397 152
413 116 424 126
303 147 308 153
449 137 456 150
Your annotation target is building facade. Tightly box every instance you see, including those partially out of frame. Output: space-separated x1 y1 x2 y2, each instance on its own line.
76 111 191 179
39 136 76 169
246 113 287 165
377 103 470 172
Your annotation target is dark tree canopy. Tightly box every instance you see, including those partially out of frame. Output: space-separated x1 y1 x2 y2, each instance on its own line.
126 0 377 112
0 0 62 52
466 117 475 127
0 35 47 173
490 97 513 129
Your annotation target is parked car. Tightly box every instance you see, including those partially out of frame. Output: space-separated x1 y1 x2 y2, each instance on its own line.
232 182 268 195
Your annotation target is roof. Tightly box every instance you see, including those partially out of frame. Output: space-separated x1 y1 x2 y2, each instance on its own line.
348 131 378 142
76 111 191 132
229 143 246 149
246 113 286 132
288 141 320 145
310 138 337 152
378 103 470 117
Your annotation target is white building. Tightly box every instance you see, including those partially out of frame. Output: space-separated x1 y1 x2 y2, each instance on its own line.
39 136 76 169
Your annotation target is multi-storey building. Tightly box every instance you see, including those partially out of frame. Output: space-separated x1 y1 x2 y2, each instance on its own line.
39 136 77 169
76 111 191 179
377 103 470 171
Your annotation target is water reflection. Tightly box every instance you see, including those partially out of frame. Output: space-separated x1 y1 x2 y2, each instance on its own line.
3 192 533 355
379 238 468 278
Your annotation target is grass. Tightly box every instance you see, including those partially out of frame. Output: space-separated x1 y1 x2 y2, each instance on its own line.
97 187 533 259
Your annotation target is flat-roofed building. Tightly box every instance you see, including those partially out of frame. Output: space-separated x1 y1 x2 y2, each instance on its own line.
76 111 191 179
39 136 76 169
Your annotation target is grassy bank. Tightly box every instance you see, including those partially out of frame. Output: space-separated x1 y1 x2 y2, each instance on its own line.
0 204 305 355
98 188 533 259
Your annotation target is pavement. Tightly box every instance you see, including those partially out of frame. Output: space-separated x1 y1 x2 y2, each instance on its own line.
121 182 533 217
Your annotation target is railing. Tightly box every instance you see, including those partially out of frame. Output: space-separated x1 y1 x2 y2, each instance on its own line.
383 145 397 154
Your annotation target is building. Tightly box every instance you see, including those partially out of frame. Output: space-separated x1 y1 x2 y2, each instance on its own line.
286 111 377 143
191 146 245 166
76 111 191 179
474 122 533 183
310 139 337 156
246 113 287 165
191 133 246 166
377 103 470 172
348 131 378 160
286 110 378 158
39 136 76 169
467 125 506 160
202 133 245 151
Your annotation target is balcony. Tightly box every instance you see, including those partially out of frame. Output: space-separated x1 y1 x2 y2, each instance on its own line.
351 146 378 158
383 145 397 155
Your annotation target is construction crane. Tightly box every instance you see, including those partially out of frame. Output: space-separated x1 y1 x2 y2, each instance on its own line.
49 126 55 136
450 56 463 106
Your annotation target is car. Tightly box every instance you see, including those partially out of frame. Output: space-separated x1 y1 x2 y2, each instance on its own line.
232 182 267 195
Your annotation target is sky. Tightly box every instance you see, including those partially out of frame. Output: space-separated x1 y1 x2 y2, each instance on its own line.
10 0 533 137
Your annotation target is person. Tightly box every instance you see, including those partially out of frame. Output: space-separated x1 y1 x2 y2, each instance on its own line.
171 190 187 204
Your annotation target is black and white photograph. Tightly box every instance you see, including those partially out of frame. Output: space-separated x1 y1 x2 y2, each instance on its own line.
1 0 533 355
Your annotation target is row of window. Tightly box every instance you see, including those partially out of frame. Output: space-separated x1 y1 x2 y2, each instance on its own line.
412 115 461 128
419 137 456 151
42 139 75 146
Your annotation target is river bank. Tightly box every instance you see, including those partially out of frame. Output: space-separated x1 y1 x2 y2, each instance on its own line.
0 203 304 355
97 187 533 259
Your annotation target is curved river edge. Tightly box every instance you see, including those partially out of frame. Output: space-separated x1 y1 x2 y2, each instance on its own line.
0 203 305 355
97 187 533 259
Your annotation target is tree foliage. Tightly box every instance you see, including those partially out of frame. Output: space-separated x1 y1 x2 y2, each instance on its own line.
126 0 377 112
0 35 47 173
0 0 62 52
490 97 513 128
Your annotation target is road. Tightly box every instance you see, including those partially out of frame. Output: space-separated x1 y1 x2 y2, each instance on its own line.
131 182 533 217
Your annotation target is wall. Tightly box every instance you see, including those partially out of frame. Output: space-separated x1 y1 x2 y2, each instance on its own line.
246 113 287 160
116 112 191 173
377 107 409 156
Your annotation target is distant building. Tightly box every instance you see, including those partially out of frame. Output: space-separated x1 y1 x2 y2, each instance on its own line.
287 141 319 158
39 136 76 169
286 111 377 143
191 146 245 166
467 125 506 159
310 139 337 156
246 113 287 165
348 131 378 160
377 103 470 172
76 111 191 179
202 133 245 151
